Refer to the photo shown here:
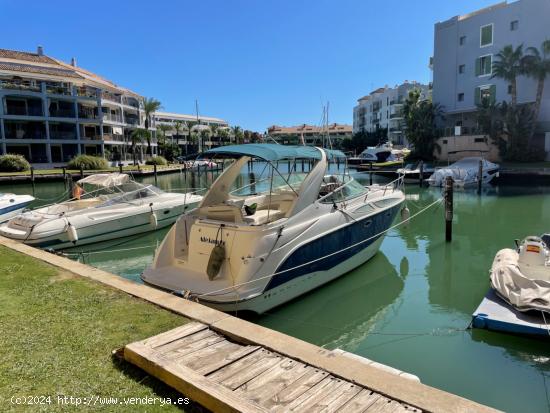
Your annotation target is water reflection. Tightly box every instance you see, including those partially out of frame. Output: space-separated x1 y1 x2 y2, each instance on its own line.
258 252 404 349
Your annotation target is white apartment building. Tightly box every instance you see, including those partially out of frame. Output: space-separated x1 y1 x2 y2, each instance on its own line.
353 81 430 146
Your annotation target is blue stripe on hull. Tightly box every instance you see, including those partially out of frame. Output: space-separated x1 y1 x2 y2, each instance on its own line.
0 201 31 216
265 204 401 291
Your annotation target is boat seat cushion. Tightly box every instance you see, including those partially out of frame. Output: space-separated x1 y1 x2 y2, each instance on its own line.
199 205 243 223
243 209 283 225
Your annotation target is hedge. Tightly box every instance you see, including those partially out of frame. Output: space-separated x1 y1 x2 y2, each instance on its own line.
0 154 31 172
67 155 108 170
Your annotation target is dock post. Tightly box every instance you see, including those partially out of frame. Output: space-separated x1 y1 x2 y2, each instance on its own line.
419 161 424 187
301 159 305 172
153 164 158 186
62 167 67 189
80 165 84 179
477 159 483 195
369 163 373 186
118 163 123 174
445 176 453 242
30 166 35 195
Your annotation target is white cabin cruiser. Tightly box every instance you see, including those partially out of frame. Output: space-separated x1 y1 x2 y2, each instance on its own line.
490 235 550 313
348 143 409 165
0 173 202 250
427 157 499 187
0 193 34 223
142 144 405 313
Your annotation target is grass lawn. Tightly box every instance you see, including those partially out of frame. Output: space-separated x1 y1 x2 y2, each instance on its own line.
0 246 204 412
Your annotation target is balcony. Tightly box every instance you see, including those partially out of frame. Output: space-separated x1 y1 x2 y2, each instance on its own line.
4 97 43 116
4 120 47 139
78 104 99 120
45 83 72 96
101 92 122 104
103 113 123 123
390 112 403 119
76 86 99 99
0 79 41 93
122 96 140 109
103 134 125 142
49 123 77 140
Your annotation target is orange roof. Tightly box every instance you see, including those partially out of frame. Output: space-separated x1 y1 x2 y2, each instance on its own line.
268 123 352 135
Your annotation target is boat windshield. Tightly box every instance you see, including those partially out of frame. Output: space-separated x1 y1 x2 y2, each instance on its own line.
319 175 367 203
230 172 307 197
96 184 164 207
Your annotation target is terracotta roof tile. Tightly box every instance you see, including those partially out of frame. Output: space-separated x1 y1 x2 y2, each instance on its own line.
0 48 57 64
0 62 82 79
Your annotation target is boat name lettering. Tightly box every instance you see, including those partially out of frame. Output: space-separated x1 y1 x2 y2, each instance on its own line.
200 237 226 246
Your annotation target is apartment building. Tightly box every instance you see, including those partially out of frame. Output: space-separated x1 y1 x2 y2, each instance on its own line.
267 123 352 147
352 81 430 146
154 111 228 152
0 47 157 166
432 0 550 137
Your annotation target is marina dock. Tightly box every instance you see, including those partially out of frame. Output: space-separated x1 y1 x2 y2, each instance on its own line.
1 236 499 413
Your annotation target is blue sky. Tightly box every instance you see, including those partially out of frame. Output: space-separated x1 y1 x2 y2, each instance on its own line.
1 0 498 131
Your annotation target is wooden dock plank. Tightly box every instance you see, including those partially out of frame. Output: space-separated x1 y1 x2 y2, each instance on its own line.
282 376 345 412
336 390 381 413
124 342 267 413
265 368 328 411
162 332 226 360
142 322 207 348
208 348 274 384
363 396 402 413
217 352 283 390
237 358 310 405
177 340 242 369
195 345 261 375
155 328 218 354
309 381 362 413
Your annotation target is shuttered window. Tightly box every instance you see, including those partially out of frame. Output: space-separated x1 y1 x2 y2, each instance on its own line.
480 24 493 46
475 55 492 76
475 85 496 106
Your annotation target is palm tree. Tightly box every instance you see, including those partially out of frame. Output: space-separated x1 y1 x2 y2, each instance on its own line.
173 120 183 145
130 128 150 165
231 126 243 144
491 44 524 107
156 124 172 157
522 40 550 140
218 128 230 145
200 128 211 150
184 121 197 155
210 124 219 145
142 97 162 155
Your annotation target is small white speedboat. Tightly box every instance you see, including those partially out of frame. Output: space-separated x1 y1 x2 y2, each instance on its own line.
0 193 35 223
349 143 410 165
427 157 499 187
0 173 202 250
142 144 405 313
396 162 435 184
490 236 550 313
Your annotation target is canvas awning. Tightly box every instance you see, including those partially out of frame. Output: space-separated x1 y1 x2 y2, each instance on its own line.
204 144 345 162
77 173 130 187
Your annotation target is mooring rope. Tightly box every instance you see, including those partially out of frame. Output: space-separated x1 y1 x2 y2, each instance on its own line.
194 197 443 299
61 244 157 257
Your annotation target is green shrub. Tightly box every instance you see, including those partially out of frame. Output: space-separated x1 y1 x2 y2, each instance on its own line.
145 156 168 166
67 155 108 170
0 154 31 172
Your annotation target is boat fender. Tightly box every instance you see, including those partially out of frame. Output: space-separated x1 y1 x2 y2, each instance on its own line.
149 212 158 229
207 244 225 280
401 206 410 224
67 223 78 243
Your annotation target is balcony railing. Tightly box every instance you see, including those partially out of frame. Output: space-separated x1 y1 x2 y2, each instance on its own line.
50 132 77 140
103 134 125 142
103 113 123 123
5 106 43 116
389 112 403 119
101 92 122 104
122 97 140 109
125 117 139 126
46 84 72 96
81 134 102 140
0 80 41 92
76 87 99 98
49 109 76 118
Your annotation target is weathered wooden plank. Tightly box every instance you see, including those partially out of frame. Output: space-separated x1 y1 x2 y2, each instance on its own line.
177 340 242 369
195 345 261 375
236 358 309 405
363 396 402 413
162 332 226 360
124 342 268 413
155 329 218 354
264 368 327 411
394 404 422 413
141 322 207 348
336 389 381 413
281 376 344 412
309 381 362 413
218 352 283 390
208 348 274 384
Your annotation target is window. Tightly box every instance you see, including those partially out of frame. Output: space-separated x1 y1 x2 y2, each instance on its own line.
459 64 466 74
508 84 513 94
510 20 519 31
480 24 493 47
475 85 496 105
476 55 492 76
459 36 466 46
458 93 465 102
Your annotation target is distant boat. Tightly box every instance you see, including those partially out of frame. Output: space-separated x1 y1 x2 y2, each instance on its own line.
0 173 202 250
0 193 34 223
427 157 499 187
142 143 405 313
396 162 435 184
348 143 409 166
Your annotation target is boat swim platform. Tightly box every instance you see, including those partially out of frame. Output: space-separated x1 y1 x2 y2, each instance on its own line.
472 289 550 338
0 236 500 413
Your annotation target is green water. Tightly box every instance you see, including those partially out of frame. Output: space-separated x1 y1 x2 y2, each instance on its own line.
2 171 550 412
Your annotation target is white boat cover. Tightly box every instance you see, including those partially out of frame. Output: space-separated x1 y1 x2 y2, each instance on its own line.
490 248 550 312
77 173 130 187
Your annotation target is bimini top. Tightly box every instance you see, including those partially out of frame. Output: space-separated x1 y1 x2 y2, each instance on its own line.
204 144 345 162
77 173 130 187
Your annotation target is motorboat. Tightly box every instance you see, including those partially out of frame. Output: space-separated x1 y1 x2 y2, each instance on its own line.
185 160 217 171
348 143 409 166
426 157 499 187
490 235 550 312
141 143 405 313
0 173 202 250
396 162 435 184
0 193 34 223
